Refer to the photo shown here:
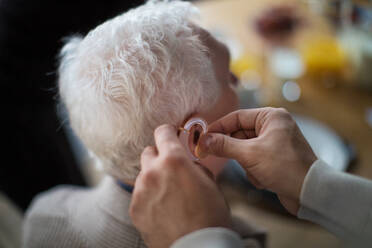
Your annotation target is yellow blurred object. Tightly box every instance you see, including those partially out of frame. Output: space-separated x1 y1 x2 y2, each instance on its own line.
230 54 261 79
301 36 347 76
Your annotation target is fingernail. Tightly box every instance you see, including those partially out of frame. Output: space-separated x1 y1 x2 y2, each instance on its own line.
195 144 208 159
195 134 213 159
203 134 213 147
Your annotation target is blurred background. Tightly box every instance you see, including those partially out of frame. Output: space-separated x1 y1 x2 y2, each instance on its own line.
0 1 145 246
1 0 371 247
193 0 372 247
0 0 146 210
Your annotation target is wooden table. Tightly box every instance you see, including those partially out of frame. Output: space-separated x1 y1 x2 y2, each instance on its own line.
195 0 372 247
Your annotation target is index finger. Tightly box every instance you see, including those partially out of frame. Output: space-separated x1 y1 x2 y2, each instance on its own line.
154 124 184 154
208 108 267 134
140 146 158 171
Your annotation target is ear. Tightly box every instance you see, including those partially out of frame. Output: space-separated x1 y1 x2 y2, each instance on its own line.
178 117 208 161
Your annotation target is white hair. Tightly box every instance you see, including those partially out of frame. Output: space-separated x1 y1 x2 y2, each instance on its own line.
58 0 221 181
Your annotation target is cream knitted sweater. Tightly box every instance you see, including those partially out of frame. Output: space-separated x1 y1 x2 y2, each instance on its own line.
23 176 146 248
23 176 264 248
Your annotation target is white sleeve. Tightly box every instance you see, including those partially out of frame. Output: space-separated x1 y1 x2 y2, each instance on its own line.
170 227 244 248
298 160 372 245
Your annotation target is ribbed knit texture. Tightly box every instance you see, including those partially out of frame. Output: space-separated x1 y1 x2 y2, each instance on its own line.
298 160 372 246
22 176 265 248
22 176 145 248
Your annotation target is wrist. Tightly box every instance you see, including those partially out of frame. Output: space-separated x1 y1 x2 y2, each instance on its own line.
295 157 316 203
296 164 310 202
277 158 313 204
277 159 313 215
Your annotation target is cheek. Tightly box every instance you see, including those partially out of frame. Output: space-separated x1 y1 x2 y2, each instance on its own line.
219 85 239 116
227 85 239 112
202 85 239 125
196 88 237 178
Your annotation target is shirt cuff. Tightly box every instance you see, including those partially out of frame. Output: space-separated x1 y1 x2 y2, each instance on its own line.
170 227 244 248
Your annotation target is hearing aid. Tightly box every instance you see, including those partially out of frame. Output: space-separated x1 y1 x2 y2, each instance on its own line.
178 117 208 162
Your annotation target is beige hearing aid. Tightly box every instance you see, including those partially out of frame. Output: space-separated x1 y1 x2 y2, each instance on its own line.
178 117 208 161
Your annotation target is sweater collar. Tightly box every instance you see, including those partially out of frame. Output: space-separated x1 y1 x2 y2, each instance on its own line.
94 176 134 225
117 180 134 193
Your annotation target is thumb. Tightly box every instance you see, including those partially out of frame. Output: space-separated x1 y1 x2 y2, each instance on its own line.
197 133 248 160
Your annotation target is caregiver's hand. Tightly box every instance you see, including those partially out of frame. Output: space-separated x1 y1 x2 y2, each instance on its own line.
130 125 232 248
198 108 317 215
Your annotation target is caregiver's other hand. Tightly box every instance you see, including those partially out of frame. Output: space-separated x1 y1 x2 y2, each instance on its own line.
198 108 317 215
130 124 232 248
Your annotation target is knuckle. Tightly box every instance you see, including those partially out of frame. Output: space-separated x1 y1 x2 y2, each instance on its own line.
268 108 296 129
166 143 184 154
275 108 291 119
277 107 289 113
142 146 153 154
264 106 276 112
141 147 152 159
161 153 185 168
141 169 158 186
262 107 277 115
162 143 186 160
155 124 175 136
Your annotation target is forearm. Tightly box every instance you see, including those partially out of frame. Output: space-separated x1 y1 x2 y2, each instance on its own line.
298 160 372 244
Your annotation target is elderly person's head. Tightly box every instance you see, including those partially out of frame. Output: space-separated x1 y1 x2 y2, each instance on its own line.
58 0 238 183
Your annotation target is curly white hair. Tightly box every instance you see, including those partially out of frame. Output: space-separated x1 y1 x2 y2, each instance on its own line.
58 0 220 181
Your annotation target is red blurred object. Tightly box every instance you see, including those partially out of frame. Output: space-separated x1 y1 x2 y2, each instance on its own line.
255 5 302 43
